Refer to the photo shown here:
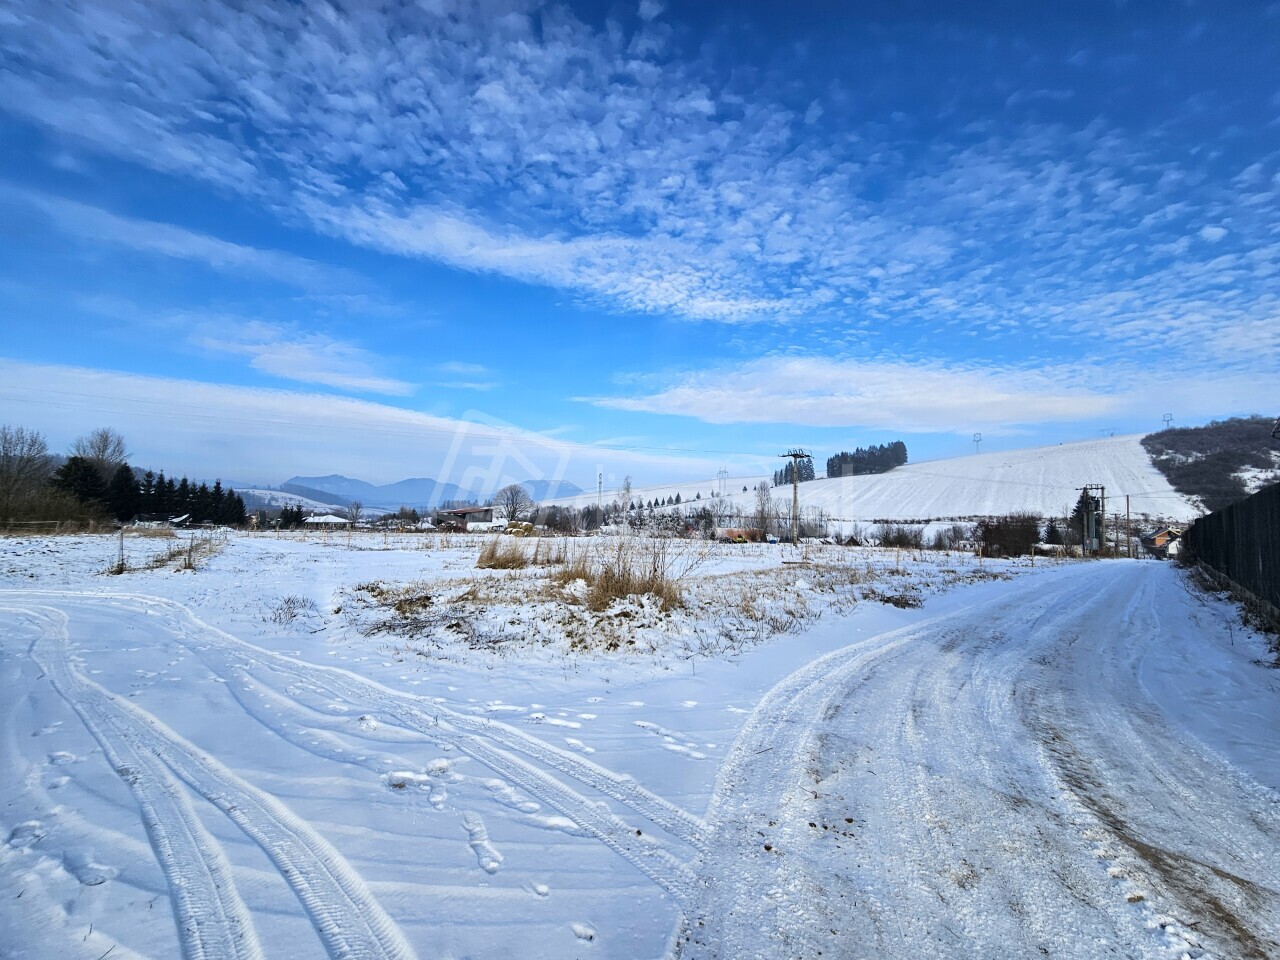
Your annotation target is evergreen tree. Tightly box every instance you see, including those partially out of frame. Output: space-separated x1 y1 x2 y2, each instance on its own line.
52 456 107 505
192 482 212 522
1044 519 1064 545
162 476 177 514
826 441 908 478
106 463 138 521
139 470 156 512
222 490 245 526
175 477 192 516
210 480 225 522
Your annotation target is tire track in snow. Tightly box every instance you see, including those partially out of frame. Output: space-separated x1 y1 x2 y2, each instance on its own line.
7 605 265 960
4 590 701 907
1020 566 1280 959
215 656 699 903
56 589 704 850
676 567 1237 960
16 601 419 960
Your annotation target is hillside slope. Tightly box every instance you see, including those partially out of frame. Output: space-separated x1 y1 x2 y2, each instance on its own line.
1141 416 1280 512
545 435 1200 523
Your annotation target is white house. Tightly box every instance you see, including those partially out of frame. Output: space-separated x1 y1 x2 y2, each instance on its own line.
303 514 349 526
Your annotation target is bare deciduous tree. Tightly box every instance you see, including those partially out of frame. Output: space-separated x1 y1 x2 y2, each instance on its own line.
754 482 773 537
493 483 534 522
0 425 55 519
346 500 364 524
71 427 129 482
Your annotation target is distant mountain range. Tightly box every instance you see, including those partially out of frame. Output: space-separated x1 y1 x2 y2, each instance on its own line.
272 474 584 513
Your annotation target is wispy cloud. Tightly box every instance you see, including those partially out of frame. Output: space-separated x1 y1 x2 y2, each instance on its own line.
3 186 349 291
187 316 413 396
587 356 1271 434
0 358 732 485
429 361 498 392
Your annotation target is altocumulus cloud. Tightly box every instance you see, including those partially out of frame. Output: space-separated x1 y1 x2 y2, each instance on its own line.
3 0 1278 371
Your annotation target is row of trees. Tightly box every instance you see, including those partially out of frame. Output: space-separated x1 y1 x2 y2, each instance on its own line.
131 471 247 525
827 442 908 477
771 441 911 488
1 425 245 526
773 456 815 486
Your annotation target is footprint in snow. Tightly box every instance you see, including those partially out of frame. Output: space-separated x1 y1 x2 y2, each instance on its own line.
31 722 62 736
47 751 81 766
7 821 45 848
461 812 503 875
64 850 117 886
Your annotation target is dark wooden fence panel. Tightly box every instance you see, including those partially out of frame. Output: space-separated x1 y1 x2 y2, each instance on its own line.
1183 481 1280 615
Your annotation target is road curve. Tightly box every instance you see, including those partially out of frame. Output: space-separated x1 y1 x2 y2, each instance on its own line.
677 562 1280 960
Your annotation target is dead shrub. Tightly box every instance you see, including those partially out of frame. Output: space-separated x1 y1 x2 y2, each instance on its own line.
551 539 684 611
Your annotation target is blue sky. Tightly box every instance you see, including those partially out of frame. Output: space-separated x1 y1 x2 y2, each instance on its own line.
1 0 1277 491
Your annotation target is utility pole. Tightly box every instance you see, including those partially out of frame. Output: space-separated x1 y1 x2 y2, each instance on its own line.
1080 484 1105 556
972 432 982 454
1126 495 1132 559
779 449 809 545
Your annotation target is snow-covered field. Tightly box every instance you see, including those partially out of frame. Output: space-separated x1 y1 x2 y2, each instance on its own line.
1 531 1276 959
545 435 1200 524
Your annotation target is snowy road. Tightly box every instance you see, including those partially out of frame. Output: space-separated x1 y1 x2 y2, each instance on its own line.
679 563 1280 959
2 556 1278 959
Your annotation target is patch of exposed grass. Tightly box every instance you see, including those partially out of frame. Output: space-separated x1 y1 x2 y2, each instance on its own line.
550 539 685 611
476 537 529 569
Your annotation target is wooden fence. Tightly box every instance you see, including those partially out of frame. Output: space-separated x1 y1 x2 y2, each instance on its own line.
1183 481 1280 627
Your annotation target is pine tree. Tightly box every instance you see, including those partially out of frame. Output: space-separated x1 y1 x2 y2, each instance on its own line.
107 463 138 521
175 477 192 516
153 472 168 514
192 482 212 523
222 490 245 526
52 456 107 505
210 480 225 522
139 470 156 512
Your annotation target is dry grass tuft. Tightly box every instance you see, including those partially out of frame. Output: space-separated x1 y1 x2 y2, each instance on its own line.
551 539 684 611
476 537 530 569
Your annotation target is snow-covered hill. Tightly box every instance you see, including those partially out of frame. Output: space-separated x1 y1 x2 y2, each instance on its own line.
545 435 1201 522
240 488 346 514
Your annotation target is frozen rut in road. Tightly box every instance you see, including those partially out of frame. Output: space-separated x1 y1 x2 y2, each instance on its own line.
2 559 1277 959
